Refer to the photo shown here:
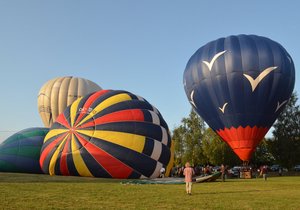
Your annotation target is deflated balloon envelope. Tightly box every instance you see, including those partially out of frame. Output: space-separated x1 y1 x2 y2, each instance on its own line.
37 76 102 128
183 34 295 161
0 127 49 173
40 90 174 179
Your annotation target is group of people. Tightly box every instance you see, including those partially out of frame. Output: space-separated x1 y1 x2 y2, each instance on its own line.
164 163 271 196
170 164 214 177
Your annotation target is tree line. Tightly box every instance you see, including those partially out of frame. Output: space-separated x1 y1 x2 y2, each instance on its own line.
172 92 300 169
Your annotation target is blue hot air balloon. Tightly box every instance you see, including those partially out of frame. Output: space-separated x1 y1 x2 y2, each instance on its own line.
183 34 295 162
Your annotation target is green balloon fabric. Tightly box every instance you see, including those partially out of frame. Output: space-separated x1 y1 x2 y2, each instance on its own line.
0 127 49 173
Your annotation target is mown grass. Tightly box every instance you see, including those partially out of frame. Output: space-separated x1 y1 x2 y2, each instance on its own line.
0 173 299 210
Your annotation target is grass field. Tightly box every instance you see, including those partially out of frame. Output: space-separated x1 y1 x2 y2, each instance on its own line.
0 173 299 210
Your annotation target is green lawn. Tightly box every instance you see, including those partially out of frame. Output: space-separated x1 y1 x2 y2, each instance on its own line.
0 173 299 210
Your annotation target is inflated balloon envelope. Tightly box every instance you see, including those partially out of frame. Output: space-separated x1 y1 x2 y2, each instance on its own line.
40 90 174 179
37 76 102 128
183 34 295 162
0 127 49 174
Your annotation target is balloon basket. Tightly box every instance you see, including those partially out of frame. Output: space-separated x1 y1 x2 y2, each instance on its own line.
240 171 252 179
240 165 252 179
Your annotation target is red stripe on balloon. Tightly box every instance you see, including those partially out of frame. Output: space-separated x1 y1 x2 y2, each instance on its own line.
78 109 144 129
40 132 68 167
56 113 71 128
217 126 269 161
60 138 70 176
74 90 111 126
75 133 133 178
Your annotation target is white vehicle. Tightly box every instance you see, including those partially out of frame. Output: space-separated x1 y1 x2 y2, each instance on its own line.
294 165 300 172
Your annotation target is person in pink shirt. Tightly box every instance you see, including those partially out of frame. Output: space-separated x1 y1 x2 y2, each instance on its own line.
183 162 195 195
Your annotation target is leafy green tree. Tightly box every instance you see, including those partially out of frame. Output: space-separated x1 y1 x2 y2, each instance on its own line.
172 109 206 166
269 92 300 169
172 126 185 166
251 138 275 167
202 128 240 166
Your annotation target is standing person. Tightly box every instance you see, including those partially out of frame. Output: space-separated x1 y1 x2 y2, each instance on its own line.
160 166 165 178
278 167 282 176
220 164 226 182
183 162 195 195
262 165 268 181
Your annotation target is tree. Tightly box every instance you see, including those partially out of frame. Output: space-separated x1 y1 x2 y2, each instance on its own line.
173 109 240 167
202 128 240 166
172 126 185 166
251 138 275 167
269 92 300 168
172 109 206 166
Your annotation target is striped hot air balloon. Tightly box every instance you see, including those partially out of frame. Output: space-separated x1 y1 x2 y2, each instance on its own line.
0 127 49 173
37 76 102 128
183 34 295 162
40 90 174 179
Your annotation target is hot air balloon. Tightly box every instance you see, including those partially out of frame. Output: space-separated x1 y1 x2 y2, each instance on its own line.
0 127 49 173
37 76 102 128
39 90 174 179
183 34 295 163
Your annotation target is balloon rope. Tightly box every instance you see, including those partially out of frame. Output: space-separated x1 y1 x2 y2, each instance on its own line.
242 161 249 166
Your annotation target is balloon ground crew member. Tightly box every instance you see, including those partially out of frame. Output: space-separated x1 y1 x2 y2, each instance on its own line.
261 165 268 181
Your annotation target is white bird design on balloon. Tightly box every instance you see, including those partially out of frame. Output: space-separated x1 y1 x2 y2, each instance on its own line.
190 90 197 108
275 100 288 112
202 50 226 71
219 102 228 113
243 66 278 92
287 56 292 64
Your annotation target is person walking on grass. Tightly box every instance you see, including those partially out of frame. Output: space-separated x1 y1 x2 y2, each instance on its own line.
262 165 268 181
183 162 195 195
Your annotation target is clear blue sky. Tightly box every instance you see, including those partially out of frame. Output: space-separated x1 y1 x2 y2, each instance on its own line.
0 0 299 142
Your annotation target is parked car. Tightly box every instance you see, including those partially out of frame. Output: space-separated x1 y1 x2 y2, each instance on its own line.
294 165 300 172
270 165 288 172
212 166 220 172
228 166 241 178
270 164 281 172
